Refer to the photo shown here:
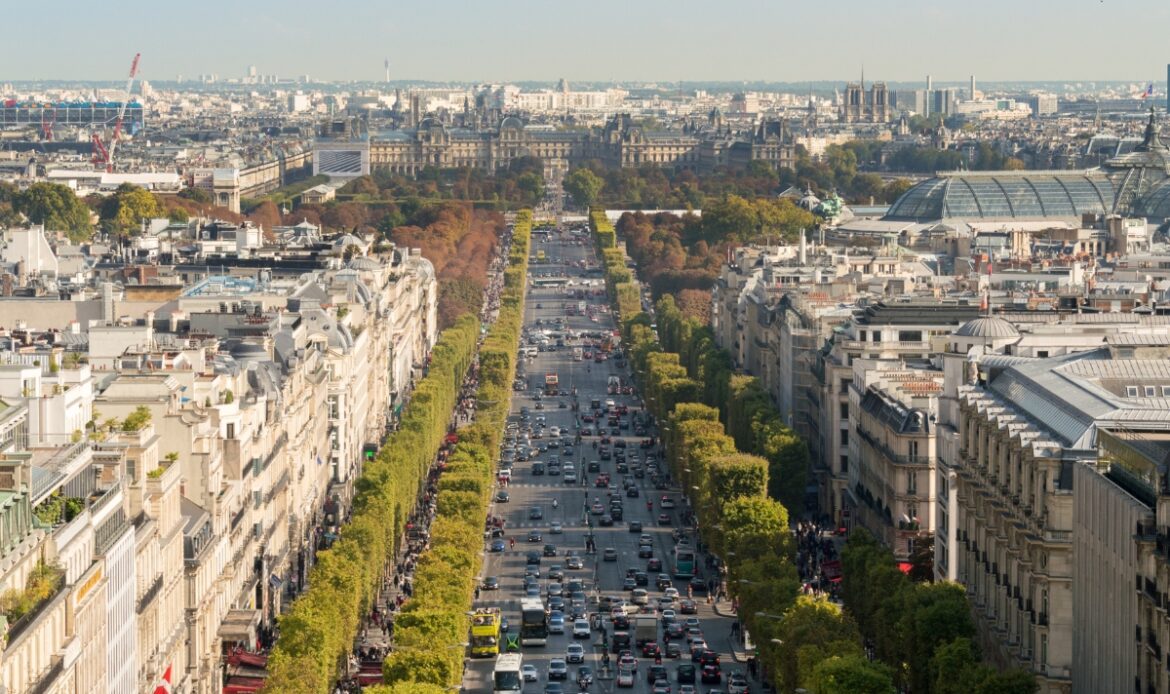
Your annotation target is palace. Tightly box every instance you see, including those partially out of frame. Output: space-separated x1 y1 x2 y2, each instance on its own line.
355 113 794 176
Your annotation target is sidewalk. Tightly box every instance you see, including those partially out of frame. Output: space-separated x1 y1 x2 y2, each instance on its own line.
712 599 750 663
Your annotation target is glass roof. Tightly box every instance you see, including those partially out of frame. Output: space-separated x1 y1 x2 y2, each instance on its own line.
1135 180 1170 221
885 173 1115 222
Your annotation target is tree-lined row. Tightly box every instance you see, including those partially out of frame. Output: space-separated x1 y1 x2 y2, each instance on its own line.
590 213 896 693
841 533 1037 694
372 210 532 693
262 313 482 693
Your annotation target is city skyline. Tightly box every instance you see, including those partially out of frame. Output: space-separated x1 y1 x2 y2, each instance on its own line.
1 0 1166 84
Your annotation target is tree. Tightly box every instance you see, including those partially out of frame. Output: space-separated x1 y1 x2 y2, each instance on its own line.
564 168 604 209
102 184 163 236
516 172 545 206
701 194 757 242
13 182 92 241
179 187 213 204
121 405 152 432
810 654 896 694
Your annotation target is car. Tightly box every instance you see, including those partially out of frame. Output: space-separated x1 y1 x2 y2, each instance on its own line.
618 653 637 671
700 664 722 684
683 617 700 630
642 642 662 658
563 471 577 484
727 673 750 694
656 574 672 590
664 587 680 600
566 643 586 663
677 686 696 694
660 496 676 509
548 566 565 581
603 548 618 562
685 627 704 645
634 571 649 587
550 522 563 534
646 664 668 684
549 596 565 612
549 613 566 634
544 683 564 694
482 576 500 590
623 576 637 591
631 589 649 605
526 584 542 597
571 617 591 638
697 650 720 667
664 622 685 640
657 513 672 526
651 680 671 694
525 551 542 565
587 460 601 472
522 664 539 682
495 490 510 503
576 665 594 688
677 663 696 684
626 486 640 498
638 545 654 558
490 539 506 552
591 502 604 515
690 644 712 662
647 557 663 572
628 520 643 533
678 599 698 615
617 668 636 688
599 514 614 526
660 608 676 623
566 555 584 570
665 642 682 659
688 576 707 594
657 596 675 610
543 543 558 557
528 530 544 543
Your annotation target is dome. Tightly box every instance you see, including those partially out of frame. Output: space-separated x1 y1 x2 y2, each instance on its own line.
798 187 821 211
499 116 523 130
885 172 1114 222
348 256 381 271
954 317 1019 339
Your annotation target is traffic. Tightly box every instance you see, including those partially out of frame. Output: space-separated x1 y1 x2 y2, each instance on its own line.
462 221 755 694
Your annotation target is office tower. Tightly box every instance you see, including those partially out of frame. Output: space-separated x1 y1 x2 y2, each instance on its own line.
385 58 390 84
1167 64 1169 112
970 75 976 100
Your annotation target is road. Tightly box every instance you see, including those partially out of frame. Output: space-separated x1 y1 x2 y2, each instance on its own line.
461 224 752 694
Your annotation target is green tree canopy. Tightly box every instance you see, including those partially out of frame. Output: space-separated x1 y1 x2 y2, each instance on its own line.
12 182 92 241
564 168 605 209
101 183 163 236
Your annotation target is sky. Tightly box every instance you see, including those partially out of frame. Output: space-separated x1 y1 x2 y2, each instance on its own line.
2 0 1167 84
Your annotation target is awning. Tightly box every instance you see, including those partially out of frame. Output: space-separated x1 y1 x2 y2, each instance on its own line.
218 609 261 643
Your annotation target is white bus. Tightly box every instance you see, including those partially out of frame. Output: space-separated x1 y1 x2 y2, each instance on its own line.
493 652 523 692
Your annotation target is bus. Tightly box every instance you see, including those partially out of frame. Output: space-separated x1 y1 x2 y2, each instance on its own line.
573 347 583 362
674 545 696 579
493 653 523 692
520 597 548 646
470 607 502 658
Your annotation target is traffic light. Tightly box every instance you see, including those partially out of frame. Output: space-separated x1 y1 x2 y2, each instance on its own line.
362 443 378 461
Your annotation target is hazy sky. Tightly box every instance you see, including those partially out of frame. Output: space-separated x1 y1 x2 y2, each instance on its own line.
3 0 1167 83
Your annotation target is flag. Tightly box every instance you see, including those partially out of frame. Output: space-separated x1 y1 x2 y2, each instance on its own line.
1142 83 1154 100
152 666 173 694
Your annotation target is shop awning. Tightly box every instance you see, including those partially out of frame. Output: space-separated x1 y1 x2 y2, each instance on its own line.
218 609 261 643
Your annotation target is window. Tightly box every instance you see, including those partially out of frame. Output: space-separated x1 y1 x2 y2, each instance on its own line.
839 455 849 474
840 429 849 447
840 403 850 420
907 471 918 495
1145 386 1157 397
1039 634 1047 668
1127 386 1139 397
898 330 923 342
1161 386 1170 397
226 423 236 440
1036 350 1049 358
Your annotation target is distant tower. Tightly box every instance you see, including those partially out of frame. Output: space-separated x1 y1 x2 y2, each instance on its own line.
385 58 390 84
1166 63 1169 112
969 75 976 100
926 74 933 92
925 75 933 117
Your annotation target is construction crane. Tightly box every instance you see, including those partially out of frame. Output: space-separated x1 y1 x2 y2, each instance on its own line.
92 52 140 172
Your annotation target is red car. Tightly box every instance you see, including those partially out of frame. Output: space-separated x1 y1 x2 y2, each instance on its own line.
641 642 662 658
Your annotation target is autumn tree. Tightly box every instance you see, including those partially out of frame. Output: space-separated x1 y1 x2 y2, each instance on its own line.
100 183 163 237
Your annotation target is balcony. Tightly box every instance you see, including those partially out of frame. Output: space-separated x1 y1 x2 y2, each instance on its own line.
2 565 66 645
137 575 163 615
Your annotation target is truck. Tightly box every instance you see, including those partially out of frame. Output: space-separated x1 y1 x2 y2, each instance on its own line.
520 597 548 646
573 347 583 362
545 372 559 395
634 614 658 646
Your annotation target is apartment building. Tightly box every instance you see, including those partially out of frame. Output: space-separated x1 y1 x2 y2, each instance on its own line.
848 361 942 562
0 241 438 694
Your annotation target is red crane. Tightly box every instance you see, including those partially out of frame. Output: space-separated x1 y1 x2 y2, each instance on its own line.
92 52 140 172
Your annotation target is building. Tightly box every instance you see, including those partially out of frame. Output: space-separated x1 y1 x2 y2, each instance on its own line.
0 100 145 134
849 362 942 562
1029 94 1059 117
357 114 795 176
841 80 889 123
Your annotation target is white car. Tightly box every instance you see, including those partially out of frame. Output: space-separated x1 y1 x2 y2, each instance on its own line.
617 667 636 688
550 522 563 534
548 659 568 680
631 589 649 605
572 618 591 638
566 643 586 663
522 664 539 682
664 587 680 600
